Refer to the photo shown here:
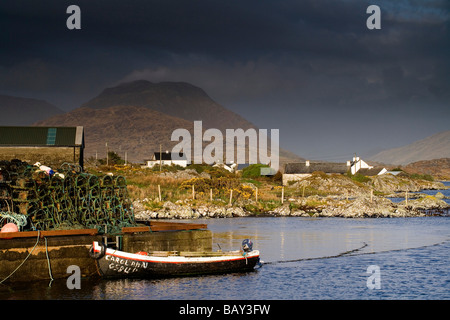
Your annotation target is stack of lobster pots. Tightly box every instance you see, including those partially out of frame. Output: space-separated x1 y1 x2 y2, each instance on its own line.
0 159 135 233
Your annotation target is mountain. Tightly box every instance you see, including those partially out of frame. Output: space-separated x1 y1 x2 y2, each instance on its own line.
0 94 63 126
82 80 255 132
35 80 303 165
369 130 450 165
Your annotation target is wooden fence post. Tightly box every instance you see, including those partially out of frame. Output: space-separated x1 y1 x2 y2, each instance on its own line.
210 188 213 202
281 186 284 204
255 187 258 202
158 185 162 202
192 185 195 200
229 189 233 205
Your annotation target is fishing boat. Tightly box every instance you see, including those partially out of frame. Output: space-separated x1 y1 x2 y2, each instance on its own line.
89 239 261 278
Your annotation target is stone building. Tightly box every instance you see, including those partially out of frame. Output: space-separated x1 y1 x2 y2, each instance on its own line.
0 126 84 169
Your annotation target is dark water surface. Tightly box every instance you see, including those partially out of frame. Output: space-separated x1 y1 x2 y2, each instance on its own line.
1 216 449 300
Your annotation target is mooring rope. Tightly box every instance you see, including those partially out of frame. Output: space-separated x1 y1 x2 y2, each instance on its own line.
0 230 41 285
45 237 54 286
0 212 28 231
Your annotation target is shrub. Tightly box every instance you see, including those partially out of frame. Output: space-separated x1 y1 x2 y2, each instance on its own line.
409 173 434 181
351 173 370 183
241 164 269 178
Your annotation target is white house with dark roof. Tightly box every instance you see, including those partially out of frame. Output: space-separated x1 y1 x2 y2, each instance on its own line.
283 157 387 185
145 151 187 168
283 160 351 185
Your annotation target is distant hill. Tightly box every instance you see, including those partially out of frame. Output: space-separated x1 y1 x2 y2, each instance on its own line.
403 158 450 180
369 130 450 165
35 80 303 165
0 94 63 126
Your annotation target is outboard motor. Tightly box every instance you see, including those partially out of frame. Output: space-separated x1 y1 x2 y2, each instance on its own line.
242 239 253 252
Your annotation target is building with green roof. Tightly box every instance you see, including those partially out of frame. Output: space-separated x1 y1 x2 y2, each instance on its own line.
0 126 84 169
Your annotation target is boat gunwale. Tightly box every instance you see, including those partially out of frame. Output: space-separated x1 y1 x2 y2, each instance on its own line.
92 241 260 264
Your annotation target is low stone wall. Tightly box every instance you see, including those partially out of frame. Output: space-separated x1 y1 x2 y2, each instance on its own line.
0 234 102 282
0 146 82 168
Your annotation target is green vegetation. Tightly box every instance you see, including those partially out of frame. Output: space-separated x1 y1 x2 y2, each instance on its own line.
409 173 434 181
350 173 371 183
241 164 269 178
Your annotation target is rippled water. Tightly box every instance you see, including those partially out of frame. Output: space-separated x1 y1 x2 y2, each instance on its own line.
1 216 449 301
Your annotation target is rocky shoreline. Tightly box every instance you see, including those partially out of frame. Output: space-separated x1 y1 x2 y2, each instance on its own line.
132 173 449 219
80 153 450 220
133 191 450 220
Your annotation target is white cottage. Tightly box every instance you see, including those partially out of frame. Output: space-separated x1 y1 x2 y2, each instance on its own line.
145 151 187 168
350 156 372 174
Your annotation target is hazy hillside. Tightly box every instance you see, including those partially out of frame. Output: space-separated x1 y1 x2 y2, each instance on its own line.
369 130 450 165
0 94 63 125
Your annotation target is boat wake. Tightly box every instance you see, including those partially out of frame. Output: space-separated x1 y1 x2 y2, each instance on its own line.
264 242 368 265
263 239 449 265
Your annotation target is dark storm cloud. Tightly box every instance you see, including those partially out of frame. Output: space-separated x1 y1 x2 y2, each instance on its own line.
0 0 449 159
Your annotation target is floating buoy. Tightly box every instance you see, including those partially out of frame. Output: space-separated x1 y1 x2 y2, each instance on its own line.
89 242 106 259
1 223 18 233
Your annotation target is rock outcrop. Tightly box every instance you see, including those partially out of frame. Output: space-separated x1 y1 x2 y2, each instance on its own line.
133 199 248 220
133 192 449 220
370 174 444 193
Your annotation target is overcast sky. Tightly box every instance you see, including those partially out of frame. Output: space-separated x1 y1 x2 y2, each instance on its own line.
0 0 449 160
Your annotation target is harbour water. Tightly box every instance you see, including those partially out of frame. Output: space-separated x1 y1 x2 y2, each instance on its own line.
1 184 449 301
1 216 448 301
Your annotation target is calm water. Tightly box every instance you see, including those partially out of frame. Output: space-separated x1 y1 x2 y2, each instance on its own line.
1 216 449 301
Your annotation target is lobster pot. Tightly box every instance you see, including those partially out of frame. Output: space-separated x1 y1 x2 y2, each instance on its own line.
0 160 135 232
